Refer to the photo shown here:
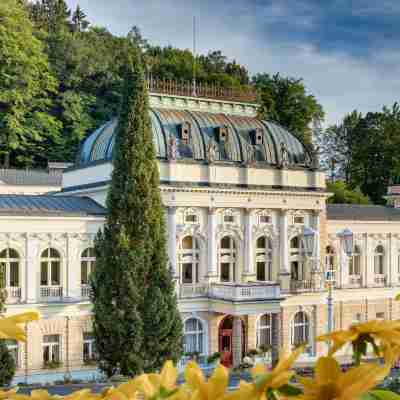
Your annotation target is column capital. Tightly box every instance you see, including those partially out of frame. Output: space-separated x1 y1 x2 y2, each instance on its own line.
167 206 177 215
208 207 218 215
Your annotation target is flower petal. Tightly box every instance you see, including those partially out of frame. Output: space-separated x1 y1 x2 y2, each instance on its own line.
314 357 341 385
160 361 177 390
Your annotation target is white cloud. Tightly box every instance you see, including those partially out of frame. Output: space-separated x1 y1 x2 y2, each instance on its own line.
65 0 400 126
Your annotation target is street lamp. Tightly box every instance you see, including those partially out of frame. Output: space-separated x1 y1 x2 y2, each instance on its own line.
338 228 354 257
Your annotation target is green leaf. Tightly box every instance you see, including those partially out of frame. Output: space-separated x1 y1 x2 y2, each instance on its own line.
254 373 272 390
367 390 400 400
277 384 303 396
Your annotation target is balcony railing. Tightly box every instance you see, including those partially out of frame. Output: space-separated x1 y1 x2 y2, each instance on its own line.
289 280 314 293
81 285 91 299
209 283 281 301
6 287 21 303
40 286 63 300
146 77 258 103
179 284 208 298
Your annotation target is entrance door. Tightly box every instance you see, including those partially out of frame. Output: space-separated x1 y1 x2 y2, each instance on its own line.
218 315 245 367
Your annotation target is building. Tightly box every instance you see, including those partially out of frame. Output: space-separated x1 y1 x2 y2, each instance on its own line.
1 86 400 381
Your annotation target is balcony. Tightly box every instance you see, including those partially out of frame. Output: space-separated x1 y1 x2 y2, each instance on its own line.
6 287 21 303
209 282 281 302
40 286 63 301
179 284 208 298
289 280 314 293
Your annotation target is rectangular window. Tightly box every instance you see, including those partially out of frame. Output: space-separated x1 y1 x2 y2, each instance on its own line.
185 214 197 223
40 262 48 286
293 216 305 225
221 263 230 282
223 215 235 223
81 261 89 285
83 332 95 361
353 313 362 324
257 262 266 281
51 262 60 285
10 262 19 287
259 215 271 224
182 263 193 284
42 334 60 366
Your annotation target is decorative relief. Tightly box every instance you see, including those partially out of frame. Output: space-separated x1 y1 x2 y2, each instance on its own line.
216 224 244 241
287 225 304 240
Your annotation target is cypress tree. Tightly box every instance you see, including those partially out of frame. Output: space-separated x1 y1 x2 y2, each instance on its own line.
91 46 182 377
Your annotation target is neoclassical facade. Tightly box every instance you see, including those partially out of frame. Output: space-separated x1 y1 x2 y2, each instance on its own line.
2 91 400 382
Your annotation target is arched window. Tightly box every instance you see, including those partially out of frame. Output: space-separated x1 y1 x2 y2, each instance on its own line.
219 236 236 282
256 237 272 281
0 248 19 288
180 236 200 284
40 248 61 287
290 236 305 281
257 314 272 348
374 245 385 275
183 318 204 354
325 246 335 271
81 248 95 285
291 312 310 348
349 245 361 276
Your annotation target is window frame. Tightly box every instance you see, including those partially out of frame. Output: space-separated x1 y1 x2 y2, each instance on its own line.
0 248 20 288
40 248 61 287
183 318 204 355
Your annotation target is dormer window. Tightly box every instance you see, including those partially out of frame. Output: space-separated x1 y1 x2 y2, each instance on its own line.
293 216 305 225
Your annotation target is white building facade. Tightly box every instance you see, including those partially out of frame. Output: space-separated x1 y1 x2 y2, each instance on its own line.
1 92 400 380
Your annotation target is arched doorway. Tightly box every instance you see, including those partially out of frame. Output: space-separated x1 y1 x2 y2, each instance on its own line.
218 315 245 367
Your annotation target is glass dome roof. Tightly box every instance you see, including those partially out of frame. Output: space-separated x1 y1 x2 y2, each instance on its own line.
76 107 312 168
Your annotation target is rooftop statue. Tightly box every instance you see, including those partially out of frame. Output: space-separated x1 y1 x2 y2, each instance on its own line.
280 142 290 168
168 135 177 161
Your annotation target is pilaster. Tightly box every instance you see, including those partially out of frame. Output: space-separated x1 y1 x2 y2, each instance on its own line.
232 317 242 367
167 206 178 278
243 209 254 278
207 208 218 280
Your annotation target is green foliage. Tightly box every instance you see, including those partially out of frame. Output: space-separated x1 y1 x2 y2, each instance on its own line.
0 340 16 385
253 73 324 146
91 48 182 377
0 0 60 167
327 181 370 204
318 110 362 184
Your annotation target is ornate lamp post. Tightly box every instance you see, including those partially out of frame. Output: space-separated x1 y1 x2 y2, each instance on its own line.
327 228 354 334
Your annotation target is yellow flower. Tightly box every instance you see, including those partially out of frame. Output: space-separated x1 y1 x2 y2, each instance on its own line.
0 388 18 399
183 360 229 400
317 319 400 359
297 356 390 400
0 311 39 342
117 360 178 399
224 346 303 400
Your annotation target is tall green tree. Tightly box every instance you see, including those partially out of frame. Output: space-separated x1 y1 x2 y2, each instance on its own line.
350 104 400 204
91 46 182 377
327 181 370 204
318 110 362 184
72 5 89 32
253 73 324 146
29 0 71 33
0 0 60 167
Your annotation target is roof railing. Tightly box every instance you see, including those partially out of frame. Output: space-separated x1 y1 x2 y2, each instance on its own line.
146 76 258 103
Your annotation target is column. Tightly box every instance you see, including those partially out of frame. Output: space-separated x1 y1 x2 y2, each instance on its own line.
67 235 80 299
313 211 321 270
26 234 38 304
279 210 289 273
279 210 290 291
243 209 254 277
167 207 178 278
271 312 281 368
207 208 217 278
232 317 242 367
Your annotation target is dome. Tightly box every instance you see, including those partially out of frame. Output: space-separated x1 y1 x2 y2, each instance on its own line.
76 107 312 168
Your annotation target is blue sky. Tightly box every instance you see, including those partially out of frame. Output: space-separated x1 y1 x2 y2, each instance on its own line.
65 0 400 126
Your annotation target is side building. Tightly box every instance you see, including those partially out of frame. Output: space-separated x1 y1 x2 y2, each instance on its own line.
0 90 399 381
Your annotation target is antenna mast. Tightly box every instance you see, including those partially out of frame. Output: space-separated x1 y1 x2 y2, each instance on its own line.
192 16 197 97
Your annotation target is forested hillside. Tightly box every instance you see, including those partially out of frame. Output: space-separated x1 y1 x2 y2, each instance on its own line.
1 0 323 169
